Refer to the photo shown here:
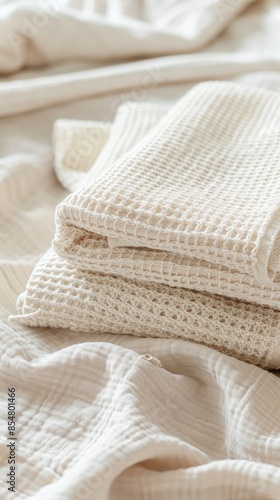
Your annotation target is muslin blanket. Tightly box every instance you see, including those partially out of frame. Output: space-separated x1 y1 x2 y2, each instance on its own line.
16 81 280 368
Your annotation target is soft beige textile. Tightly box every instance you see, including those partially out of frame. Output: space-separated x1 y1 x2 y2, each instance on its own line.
15 91 280 368
55 81 280 283
53 103 169 192
3 0 280 118
2 0 280 499
53 102 280 311
15 247 280 368
2 334 280 499
53 119 111 192
0 0 255 74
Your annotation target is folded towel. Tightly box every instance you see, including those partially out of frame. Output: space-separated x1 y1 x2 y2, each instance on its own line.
53 102 168 193
53 119 111 192
14 82 280 369
14 248 280 369
55 81 280 284
53 98 280 311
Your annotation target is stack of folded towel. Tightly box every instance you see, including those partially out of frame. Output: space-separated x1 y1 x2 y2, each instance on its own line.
15 81 280 368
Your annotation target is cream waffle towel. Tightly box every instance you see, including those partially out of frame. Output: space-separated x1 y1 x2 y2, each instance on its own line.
54 81 280 284
53 98 280 311
15 82 280 368
15 247 280 368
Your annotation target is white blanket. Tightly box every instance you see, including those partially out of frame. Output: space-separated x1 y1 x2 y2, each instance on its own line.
1 0 280 498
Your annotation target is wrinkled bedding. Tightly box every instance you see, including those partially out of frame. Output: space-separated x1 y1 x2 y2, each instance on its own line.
1 0 280 498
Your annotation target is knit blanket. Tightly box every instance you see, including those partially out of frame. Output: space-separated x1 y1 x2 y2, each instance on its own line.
16 81 280 368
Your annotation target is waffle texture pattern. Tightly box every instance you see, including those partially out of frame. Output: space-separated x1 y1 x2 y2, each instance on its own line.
16 83 280 368
16 248 280 368
53 119 111 192
53 100 280 311
55 82 280 283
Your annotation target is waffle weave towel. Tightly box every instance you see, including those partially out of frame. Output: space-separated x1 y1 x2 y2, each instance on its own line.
15 82 280 368
55 81 280 283
16 248 280 368
53 98 280 311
